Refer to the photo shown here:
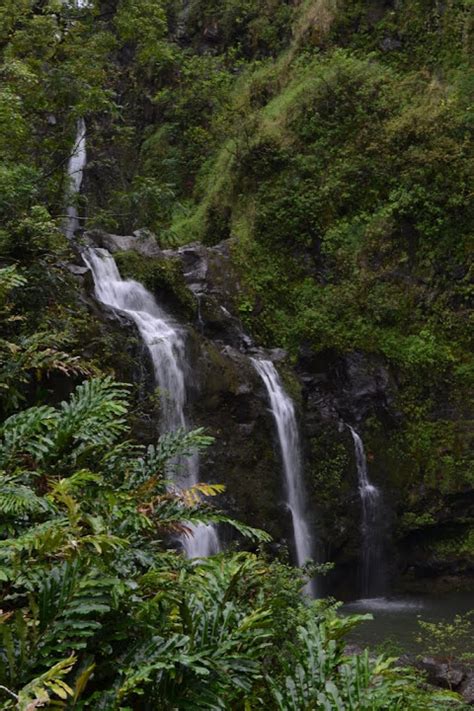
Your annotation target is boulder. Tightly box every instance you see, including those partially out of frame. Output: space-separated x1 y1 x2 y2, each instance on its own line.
84 229 163 258
66 263 89 276
417 656 465 690
460 673 474 705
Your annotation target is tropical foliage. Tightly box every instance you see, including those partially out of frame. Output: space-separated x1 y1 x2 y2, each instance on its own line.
0 0 472 708
0 379 463 709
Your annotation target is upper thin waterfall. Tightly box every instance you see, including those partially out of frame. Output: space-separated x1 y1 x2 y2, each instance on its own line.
65 118 87 239
348 426 386 597
252 359 317 596
83 247 220 558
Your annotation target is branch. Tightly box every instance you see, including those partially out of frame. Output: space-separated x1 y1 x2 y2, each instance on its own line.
0 685 19 701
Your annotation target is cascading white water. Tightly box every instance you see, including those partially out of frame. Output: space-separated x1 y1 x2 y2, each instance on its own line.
65 117 87 239
83 247 220 558
348 426 385 597
252 359 316 596
70 0 91 8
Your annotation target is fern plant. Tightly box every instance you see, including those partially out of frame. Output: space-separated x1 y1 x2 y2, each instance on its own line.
0 377 273 708
267 616 464 710
0 267 91 415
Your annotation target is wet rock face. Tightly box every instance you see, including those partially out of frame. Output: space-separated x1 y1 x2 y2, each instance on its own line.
85 231 253 351
418 656 465 689
85 228 164 258
395 656 474 705
294 344 399 596
166 240 255 351
461 674 474 705
297 346 396 433
82 231 472 593
159 239 402 583
188 338 291 544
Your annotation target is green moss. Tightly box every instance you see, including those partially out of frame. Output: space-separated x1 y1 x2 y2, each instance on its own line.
432 529 474 560
114 250 196 318
196 339 241 398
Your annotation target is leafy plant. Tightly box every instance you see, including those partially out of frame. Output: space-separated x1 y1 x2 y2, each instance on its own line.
416 612 474 665
269 615 463 710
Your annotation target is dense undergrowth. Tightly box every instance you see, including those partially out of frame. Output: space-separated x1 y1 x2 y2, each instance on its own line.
0 0 473 707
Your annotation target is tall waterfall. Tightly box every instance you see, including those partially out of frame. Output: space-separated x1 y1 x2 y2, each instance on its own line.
65 118 87 239
83 247 220 558
348 426 385 597
252 359 316 596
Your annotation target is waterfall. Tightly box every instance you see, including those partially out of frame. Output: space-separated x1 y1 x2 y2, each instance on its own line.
348 426 385 597
65 118 87 239
83 247 220 558
252 359 317 596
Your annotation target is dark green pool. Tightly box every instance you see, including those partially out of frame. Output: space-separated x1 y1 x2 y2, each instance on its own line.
343 591 474 655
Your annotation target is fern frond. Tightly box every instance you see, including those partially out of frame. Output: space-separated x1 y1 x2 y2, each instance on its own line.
0 479 51 517
24 340 91 379
128 429 214 488
16 655 75 709
0 378 131 470
151 503 272 544
32 562 118 665
78 533 128 554
181 483 226 507
51 470 103 494
55 377 130 456
0 518 69 559
0 405 58 467
0 265 26 302
198 514 272 544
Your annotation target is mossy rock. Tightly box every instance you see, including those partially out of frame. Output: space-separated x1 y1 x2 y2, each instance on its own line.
114 250 196 319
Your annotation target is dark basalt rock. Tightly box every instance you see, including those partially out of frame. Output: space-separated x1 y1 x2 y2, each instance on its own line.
380 36 402 52
66 263 89 276
164 239 255 352
417 656 465 690
397 656 474 704
461 674 474 705
297 347 396 429
187 335 292 546
294 344 400 595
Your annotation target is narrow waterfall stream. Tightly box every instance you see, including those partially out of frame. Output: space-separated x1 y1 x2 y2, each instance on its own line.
83 247 220 558
348 426 386 597
252 359 317 596
65 118 87 239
